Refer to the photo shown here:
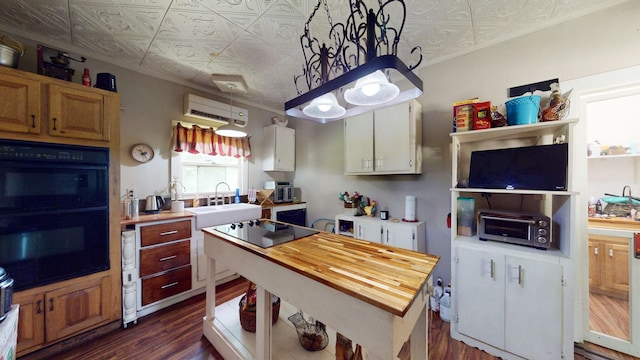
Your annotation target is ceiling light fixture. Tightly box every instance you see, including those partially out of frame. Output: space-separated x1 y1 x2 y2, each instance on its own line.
215 85 247 138
285 0 423 123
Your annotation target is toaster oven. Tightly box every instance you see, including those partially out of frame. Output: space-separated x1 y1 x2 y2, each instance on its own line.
264 181 293 203
478 209 556 250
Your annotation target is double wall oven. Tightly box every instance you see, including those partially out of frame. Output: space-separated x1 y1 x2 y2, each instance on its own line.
0 139 110 291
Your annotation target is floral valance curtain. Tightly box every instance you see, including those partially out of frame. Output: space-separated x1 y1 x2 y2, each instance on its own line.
171 122 251 158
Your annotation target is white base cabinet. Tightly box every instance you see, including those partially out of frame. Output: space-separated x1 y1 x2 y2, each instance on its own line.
456 245 563 360
335 214 425 252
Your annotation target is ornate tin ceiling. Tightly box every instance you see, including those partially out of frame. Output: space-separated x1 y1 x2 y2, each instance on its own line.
0 0 624 113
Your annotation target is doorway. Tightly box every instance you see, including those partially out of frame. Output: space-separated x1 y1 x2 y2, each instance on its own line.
582 84 640 357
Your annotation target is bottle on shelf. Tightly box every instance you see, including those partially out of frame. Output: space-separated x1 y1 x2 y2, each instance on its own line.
82 68 91 86
588 196 596 217
595 199 602 215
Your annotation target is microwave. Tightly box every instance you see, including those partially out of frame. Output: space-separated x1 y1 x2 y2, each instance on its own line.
478 209 556 250
264 181 293 203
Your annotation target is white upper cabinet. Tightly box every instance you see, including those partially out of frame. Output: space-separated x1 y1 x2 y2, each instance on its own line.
344 100 422 175
263 124 295 172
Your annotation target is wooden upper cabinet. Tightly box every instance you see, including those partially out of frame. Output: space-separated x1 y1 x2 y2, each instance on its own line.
0 71 41 134
48 84 110 141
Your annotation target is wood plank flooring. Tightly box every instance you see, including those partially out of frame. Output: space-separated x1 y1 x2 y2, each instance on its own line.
23 277 633 360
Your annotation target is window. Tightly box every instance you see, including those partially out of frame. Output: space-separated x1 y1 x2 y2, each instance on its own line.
171 151 247 199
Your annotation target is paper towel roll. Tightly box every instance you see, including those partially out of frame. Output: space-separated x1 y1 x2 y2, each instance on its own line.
405 196 416 221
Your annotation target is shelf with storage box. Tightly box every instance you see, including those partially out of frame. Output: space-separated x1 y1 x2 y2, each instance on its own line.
335 214 425 252
449 118 578 360
344 100 422 175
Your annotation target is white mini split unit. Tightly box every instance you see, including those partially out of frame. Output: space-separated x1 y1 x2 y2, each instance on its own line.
183 94 249 127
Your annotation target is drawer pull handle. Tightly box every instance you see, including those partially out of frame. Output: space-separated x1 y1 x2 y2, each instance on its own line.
160 230 178 236
161 282 179 289
160 255 177 262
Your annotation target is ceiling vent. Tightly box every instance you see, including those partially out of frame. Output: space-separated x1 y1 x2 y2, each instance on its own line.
183 94 249 127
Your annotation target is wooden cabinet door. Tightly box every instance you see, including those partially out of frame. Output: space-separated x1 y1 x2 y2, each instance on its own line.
14 292 45 356
45 275 112 342
48 84 109 141
604 241 629 298
589 240 602 289
456 247 506 348
504 256 563 360
344 112 374 174
0 72 41 134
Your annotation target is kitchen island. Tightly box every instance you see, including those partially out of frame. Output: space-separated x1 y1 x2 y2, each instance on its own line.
201 220 439 359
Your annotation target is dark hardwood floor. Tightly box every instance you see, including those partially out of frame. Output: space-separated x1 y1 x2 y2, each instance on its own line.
22 277 633 360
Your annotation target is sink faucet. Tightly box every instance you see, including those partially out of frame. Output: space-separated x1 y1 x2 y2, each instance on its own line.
213 182 230 206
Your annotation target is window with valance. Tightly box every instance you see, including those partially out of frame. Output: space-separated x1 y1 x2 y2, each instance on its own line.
171 122 251 158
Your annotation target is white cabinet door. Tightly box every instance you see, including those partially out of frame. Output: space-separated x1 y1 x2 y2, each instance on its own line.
354 218 381 243
504 256 562 360
344 112 374 173
263 125 295 171
374 103 413 173
456 246 564 360
456 247 506 348
383 223 415 251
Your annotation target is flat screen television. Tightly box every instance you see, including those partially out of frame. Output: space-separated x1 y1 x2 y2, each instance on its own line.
468 143 568 191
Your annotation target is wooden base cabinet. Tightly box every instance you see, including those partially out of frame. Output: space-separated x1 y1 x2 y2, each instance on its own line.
588 230 630 299
455 246 563 360
15 275 113 356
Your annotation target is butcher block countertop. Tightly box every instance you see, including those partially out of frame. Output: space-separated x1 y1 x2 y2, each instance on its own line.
204 223 439 317
589 216 640 231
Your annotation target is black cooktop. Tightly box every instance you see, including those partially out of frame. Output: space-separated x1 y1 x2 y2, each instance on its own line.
211 220 319 248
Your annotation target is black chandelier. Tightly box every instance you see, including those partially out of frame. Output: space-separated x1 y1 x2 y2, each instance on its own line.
284 0 423 123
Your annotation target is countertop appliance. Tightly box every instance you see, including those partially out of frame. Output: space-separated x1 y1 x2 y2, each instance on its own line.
0 267 13 323
145 195 165 214
478 209 555 250
211 220 318 248
264 180 293 203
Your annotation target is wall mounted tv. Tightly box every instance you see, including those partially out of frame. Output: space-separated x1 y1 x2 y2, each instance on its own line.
468 143 568 191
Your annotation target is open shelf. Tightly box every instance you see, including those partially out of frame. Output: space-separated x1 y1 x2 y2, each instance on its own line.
450 118 578 144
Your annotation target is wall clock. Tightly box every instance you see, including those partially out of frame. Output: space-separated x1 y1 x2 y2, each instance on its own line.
131 143 154 163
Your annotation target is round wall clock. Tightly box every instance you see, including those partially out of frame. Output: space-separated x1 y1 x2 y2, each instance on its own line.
131 143 154 163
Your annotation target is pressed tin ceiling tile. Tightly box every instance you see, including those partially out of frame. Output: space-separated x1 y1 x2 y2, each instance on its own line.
0 0 626 112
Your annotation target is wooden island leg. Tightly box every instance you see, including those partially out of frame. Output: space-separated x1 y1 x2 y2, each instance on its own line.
255 284 273 359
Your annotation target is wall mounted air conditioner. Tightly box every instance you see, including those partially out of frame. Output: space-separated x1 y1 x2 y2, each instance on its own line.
183 94 249 127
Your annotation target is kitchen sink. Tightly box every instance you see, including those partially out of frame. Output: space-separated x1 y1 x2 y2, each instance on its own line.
187 203 262 230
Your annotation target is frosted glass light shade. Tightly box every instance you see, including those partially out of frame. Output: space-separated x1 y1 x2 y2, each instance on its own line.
343 70 399 106
302 92 346 119
215 123 247 137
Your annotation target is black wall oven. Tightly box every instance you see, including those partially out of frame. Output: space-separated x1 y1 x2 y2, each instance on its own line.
0 140 110 291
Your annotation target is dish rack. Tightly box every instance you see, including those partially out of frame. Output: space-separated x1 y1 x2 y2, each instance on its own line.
287 311 329 351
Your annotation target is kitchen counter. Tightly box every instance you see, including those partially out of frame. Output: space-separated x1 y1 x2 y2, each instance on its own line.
201 220 439 359
589 216 640 231
119 211 193 225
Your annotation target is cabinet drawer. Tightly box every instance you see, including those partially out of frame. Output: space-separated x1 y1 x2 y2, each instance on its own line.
140 240 190 278
141 265 192 306
140 220 191 246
